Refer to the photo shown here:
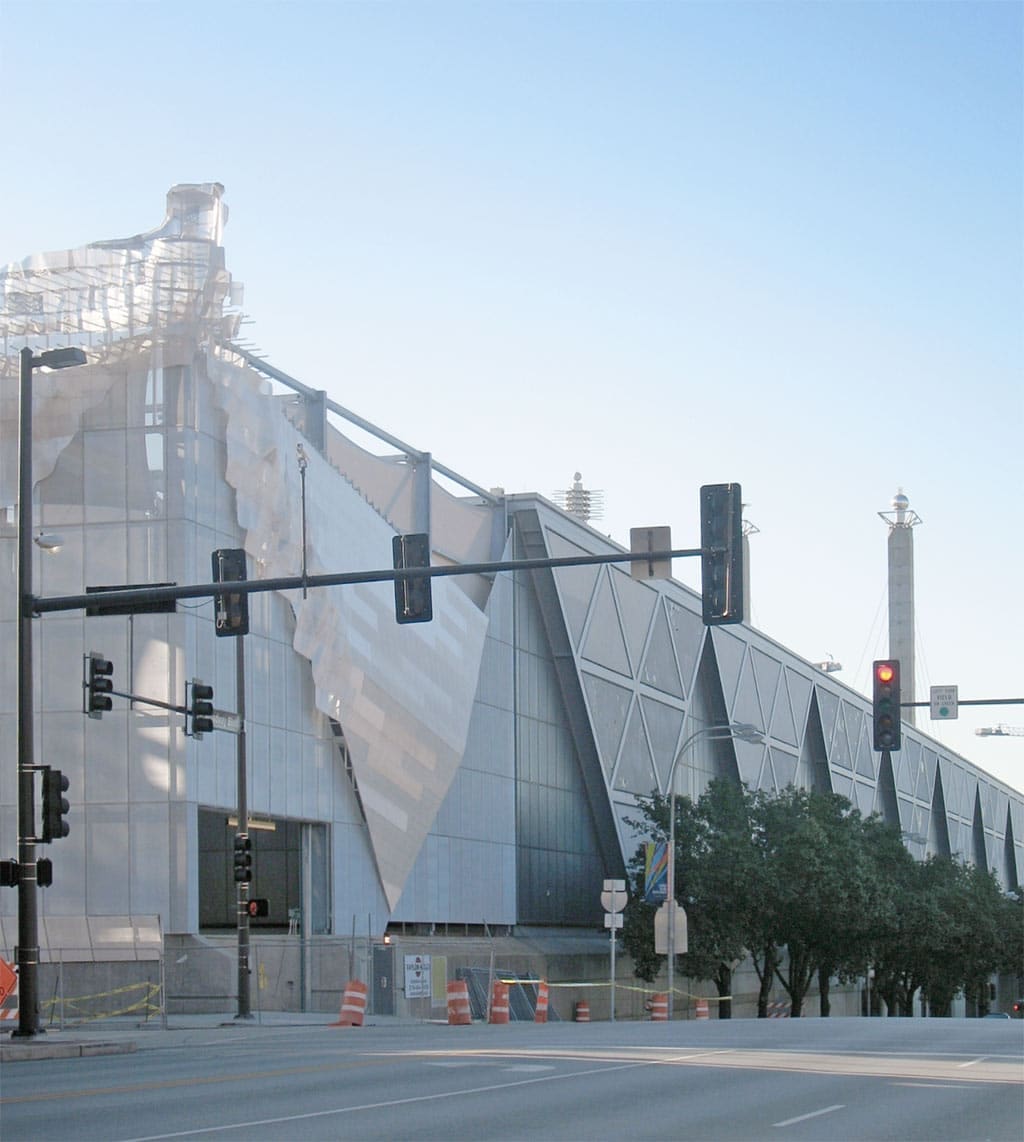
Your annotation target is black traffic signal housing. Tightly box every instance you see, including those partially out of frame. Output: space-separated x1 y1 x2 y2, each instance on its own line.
247 898 269 918
85 653 114 718
0 860 19 887
37 858 53 888
393 533 433 624
700 483 744 625
41 768 70 842
872 659 902 751
189 680 215 738
212 548 249 638
233 834 252 883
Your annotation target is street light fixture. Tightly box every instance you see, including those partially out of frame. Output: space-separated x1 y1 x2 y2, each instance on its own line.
15 345 88 1039
665 720 763 1020
34 532 65 553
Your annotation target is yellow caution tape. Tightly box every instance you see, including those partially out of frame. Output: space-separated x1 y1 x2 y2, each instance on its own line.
545 980 731 1001
41 981 162 1026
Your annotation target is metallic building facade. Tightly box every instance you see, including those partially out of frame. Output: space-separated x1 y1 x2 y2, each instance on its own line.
1 186 1020 961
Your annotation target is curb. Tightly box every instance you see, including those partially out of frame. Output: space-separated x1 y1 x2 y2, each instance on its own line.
1 1037 135 1063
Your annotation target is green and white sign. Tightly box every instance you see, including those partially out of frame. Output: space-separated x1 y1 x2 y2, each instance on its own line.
930 685 958 720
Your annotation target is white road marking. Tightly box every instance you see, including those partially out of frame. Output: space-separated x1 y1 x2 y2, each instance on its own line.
773 1103 845 1128
123 1056 660 1140
892 1082 980 1089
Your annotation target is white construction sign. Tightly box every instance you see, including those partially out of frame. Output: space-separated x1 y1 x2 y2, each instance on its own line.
404 954 431 999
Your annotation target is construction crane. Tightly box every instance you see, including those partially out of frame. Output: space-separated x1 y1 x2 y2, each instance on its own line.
975 725 1024 737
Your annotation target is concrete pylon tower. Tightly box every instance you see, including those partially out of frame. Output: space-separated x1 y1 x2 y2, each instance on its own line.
878 490 922 725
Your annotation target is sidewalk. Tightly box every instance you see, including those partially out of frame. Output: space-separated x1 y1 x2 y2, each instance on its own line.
0 1011 425 1063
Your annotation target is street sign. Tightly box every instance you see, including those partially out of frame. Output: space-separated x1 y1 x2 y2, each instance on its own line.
86 583 177 616
599 879 629 1023
653 901 688 955
601 879 628 913
930 685 959 720
629 526 672 580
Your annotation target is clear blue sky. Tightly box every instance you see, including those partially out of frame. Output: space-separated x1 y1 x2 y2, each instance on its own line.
5 0 1022 791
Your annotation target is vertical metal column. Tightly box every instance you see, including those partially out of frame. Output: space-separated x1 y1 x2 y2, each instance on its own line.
235 634 252 1020
15 348 40 1038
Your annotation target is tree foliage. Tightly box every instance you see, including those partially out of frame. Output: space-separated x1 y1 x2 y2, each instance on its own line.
622 779 1018 1018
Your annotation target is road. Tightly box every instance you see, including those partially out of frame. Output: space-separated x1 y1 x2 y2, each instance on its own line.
2 1017 1021 1141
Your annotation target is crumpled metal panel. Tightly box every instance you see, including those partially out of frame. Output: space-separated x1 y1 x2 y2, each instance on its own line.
1 184 236 367
1 183 237 511
210 347 489 909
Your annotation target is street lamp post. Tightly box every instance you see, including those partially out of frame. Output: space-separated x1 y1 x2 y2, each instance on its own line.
15 345 87 1039
665 721 763 1020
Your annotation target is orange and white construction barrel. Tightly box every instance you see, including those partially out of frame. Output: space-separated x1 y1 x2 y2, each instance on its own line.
489 980 510 1024
447 980 472 1025
331 979 368 1026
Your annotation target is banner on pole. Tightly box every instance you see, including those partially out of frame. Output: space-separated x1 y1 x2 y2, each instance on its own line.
644 841 668 903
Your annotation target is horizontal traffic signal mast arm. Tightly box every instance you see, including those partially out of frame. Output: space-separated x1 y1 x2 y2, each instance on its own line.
900 697 1023 708
32 547 705 616
92 687 191 716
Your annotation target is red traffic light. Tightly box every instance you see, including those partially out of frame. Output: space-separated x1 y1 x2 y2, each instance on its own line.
872 660 902 751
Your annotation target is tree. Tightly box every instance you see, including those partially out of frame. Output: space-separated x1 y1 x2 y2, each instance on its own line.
623 780 776 1018
687 780 769 1018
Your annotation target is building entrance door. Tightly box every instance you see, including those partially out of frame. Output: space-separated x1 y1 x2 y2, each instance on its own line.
372 944 394 1015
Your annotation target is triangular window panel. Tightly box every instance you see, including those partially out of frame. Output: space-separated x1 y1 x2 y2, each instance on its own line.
615 701 659 795
917 749 937 802
770 698 798 750
736 740 766 788
667 601 704 696
830 700 853 773
831 770 854 800
750 650 782 735
711 627 747 713
640 601 684 699
547 530 601 652
730 650 763 734
816 688 840 759
771 747 799 790
977 781 996 826
850 713 875 782
581 671 633 779
581 571 632 678
852 779 875 817
612 568 658 675
895 738 920 796
785 670 813 747
851 705 876 779
939 758 968 821
640 695 686 791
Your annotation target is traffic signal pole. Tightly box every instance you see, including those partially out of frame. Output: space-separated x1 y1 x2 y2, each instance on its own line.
235 633 252 1021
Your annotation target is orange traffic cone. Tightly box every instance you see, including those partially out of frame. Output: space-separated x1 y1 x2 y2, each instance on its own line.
330 979 368 1026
